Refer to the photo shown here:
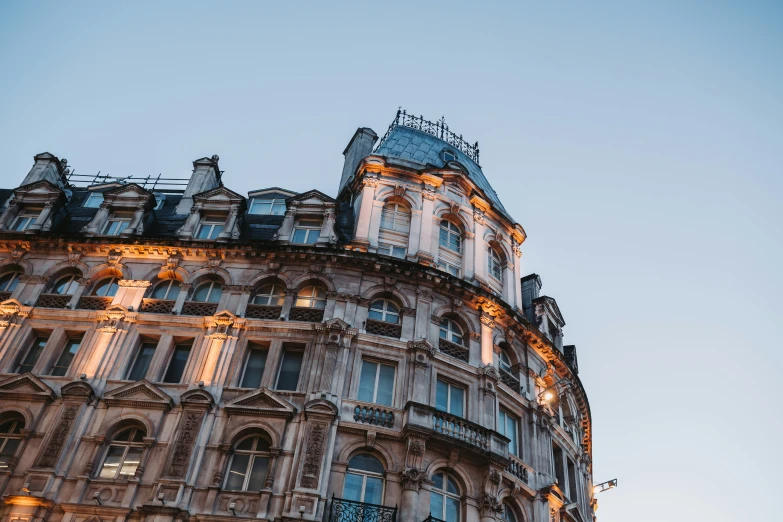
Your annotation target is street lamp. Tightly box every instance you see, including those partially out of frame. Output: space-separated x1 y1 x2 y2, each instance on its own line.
593 479 618 494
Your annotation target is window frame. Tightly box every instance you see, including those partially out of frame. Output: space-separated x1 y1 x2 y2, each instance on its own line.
498 408 520 457
368 299 400 324
192 281 223 303
343 453 386 504
357 359 396 407
150 279 182 300
439 317 465 345
161 342 193 384
97 427 146 480
435 379 465 417
83 192 104 208
0 415 26 470
430 471 461 522
488 246 503 281
439 219 462 254
252 283 285 306
196 216 225 240
248 195 287 216
52 274 80 295
17 335 48 374
275 346 304 391
91 276 121 297
239 345 268 388
380 202 411 234
48 336 83 377
294 285 326 309
223 434 272 492
377 243 406 259
126 340 157 381
10 210 39 232
0 270 22 293
103 213 133 236
291 218 322 245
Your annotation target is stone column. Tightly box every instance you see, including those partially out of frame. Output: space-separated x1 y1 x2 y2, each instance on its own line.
277 207 297 241
463 230 475 278
367 200 384 248
67 278 90 309
218 204 241 241
502 260 515 306
473 210 487 282
512 243 523 311
123 204 148 236
173 283 191 314
113 280 150 310
177 203 203 239
0 199 20 229
407 208 422 257
83 202 112 235
480 312 495 366
414 288 433 340
354 176 379 244
317 210 336 245
27 199 56 233
400 437 427 522
416 186 436 263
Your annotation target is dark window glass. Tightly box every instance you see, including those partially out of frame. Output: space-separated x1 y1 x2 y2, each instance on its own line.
18 337 47 373
127 342 157 381
275 349 303 391
49 337 82 376
240 348 268 388
163 343 192 383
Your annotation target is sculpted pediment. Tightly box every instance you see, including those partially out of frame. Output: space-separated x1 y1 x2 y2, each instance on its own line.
13 180 63 197
103 183 154 201
287 189 335 204
0 373 56 403
60 381 95 402
224 388 296 417
194 186 245 204
180 388 215 407
104 380 173 411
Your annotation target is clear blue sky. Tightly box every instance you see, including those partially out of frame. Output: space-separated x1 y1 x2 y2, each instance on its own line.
1 2 781 521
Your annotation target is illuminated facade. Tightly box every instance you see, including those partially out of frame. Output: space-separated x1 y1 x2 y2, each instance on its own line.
0 110 594 522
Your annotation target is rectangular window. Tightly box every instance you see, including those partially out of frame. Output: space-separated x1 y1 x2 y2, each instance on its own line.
275 346 304 391
127 341 157 380
552 443 565 487
49 336 83 376
498 409 519 456
437 260 460 277
83 192 104 208
249 196 286 216
104 213 132 236
162 342 192 383
18 336 47 373
240 346 268 388
435 379 465 417
378 243 406 259
196 217 225 240
357 360 395 406
567 458 578 501
292 219 321 244
11 211 39 232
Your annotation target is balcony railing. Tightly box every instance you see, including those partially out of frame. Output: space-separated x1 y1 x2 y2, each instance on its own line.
289 307 324 323
354 405 395 428
0 292 10 302
432 409 489 451
505 454 529 483
35 294 71 309
76 296 113 310
327 496 397 522
139 299 175 314
245 304 282 320
365 319 401 339
499 368 520 392
438 338 469 363
181 301 218 316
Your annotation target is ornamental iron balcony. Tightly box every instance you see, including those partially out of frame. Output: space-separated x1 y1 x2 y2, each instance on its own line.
376 109 481 166
327 495 397 522
35 294 71 309
76 296 113 311
438 338 469 363
289 307 324 323
139 299 175 314
365 319 402 339
432 409 489 451
181 301 218 316
499 368 520 392
505 454 529 483
354 405 395 428
245 304 282 320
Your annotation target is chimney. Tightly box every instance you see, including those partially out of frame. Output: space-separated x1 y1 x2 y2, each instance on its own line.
175 155 222 214
20 152 68 189
520 273 542 323
563 345 579 374
339 128 377 194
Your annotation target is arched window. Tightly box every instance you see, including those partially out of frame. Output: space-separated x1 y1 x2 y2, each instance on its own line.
368 299 400 324
439 220 462 253
430 472 460 522
0 414 25 470
91 277 120 297
380 203 411 234
495 348 513 374
192 280 223 303
343 453 384 504
0 271 21 293
488 246 503 281
151 279 181 300
98 426 146 479
295 285 326 309
253 283 285 306
439 317 464 345
52 273 81 295
224 434 271 491
500 503 518 522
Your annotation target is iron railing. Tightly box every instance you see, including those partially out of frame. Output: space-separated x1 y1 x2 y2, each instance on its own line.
499 368 520 392
139 299 176 314
289 307 324 323
438 338 469 363
76 296 113 310
66 171 189 193
353 405 395 428
245 304 282 320
181 301 218 316
375 109 480 166
365 319 401 339
431 409 489 451
35 294 71 309
327 495 397 522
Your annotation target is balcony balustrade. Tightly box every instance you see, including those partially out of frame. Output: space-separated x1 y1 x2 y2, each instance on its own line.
289 307 324 322
181 301 218 316
438 338 469 363
365 319 402 338
353 405 395 428
499 367 520 392
139 299 175 314
35 294 71 309
505 454 529 483
245 304 282 320
76 296 113 310
327 496 397 522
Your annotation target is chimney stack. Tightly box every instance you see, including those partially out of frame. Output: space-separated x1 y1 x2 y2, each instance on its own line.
339 128 377 194
175 155 221 214
21 152 68 189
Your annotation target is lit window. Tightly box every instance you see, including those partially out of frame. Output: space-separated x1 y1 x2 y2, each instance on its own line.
368 299 400 324
224 435 271 491
430 472 460 522
196 217 224 240
437 260 460 277
378 244 406 259
292 219 321 244
249 194 287 216
83 192 104 208
294 286 326 309
192 281 223 303
92 277 120 297
0 271 21 293
240 346 268 388
151 279 181 300
52 274 80 295
0 414 25 470
11 210 39 232
358 360 395 406
498 409 519 456
343 453 385 504
275 346 304 391
127 341 157 381
98 427 146 479
162 342 192 383
439 317 464 345
17 336 47 373
49 336 82 377
252 284 285 306
488 247 503 281
435 380 465 417
380 203 410 233
439 220 462 253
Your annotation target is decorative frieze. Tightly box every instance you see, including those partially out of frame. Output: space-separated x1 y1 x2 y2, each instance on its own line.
36 404 79 468
168 409 205 478
300 423 327 489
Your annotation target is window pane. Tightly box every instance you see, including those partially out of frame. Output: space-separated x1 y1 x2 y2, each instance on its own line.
163 344 192 383
276 350 303 391
193 283 211 302
445 497 460 522
376 365 395 407
364 475 384 504
19 337 47 373
450 387 464 417
99 445 125 478
292 229 306 243
247 456 270 491
430 492 444 520
436 380 449 412
241 349 267 388
210 225 224 239
50 338 81 376
506 415 517 456
128 343 156 380
305 229 319 244
225 453 250 490
120 446 143 477
358 361 377 403
1 438 20 459
196 224 212 239
271 203 286 215
343 473 363 502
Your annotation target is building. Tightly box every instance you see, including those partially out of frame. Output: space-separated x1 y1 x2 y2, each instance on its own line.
0 110 595 522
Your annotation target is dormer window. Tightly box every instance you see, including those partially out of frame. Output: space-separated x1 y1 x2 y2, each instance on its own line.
83 192 104 208
292 219 321 245
11 210 39 232
103 212 133 236
196 216 224 240
443 150 456 162
249 194 287 216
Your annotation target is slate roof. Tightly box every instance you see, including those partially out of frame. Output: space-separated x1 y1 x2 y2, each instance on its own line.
374 126 513 222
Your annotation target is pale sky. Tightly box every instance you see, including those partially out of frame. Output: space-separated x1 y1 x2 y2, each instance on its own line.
1 2 781 521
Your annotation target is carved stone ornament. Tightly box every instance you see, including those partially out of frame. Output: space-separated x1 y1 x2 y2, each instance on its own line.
410 440 424 456
362 176 380 188
37 404 79 468
208 254 222 272
479 493 503 517
300 423 326 489
416 288 433 301
449 201 461 215
513 243 522 258
10 247 26 263
107 249 123 266
18 275 49 284
366 430 376 448
422 188 437 201
401 467 426 492
448 448 459 467
473 210 486 225
168 409 205 478
118 280 151 288
394 185 406 197
68 250 83 266
480 313 496 329
166 253 181 271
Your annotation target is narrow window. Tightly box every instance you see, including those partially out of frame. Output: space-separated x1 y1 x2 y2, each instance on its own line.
0 415 25 470
567 458 578 501
103 212 133 236
552 443 565 488
49 336 83 376
343 453 385 504
437 259 460 277
501 504 518 522
224 435 271 491
275 346 304 391
439 318 464 345
10 210 39 232
98 427 146 479
443 150 456 162
151 280 181 300
488 246 503 281
162 342 192 383
83 192 104 208
18 336 47 373
358 360 395 406
240 346 268 388
430 472 460 522
380 203 411 233
435 379 465 417
439 220 462 253
127 341 157 381
498 409 519 456
292 219 321 244
196 216 225 240
0 271 21 293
